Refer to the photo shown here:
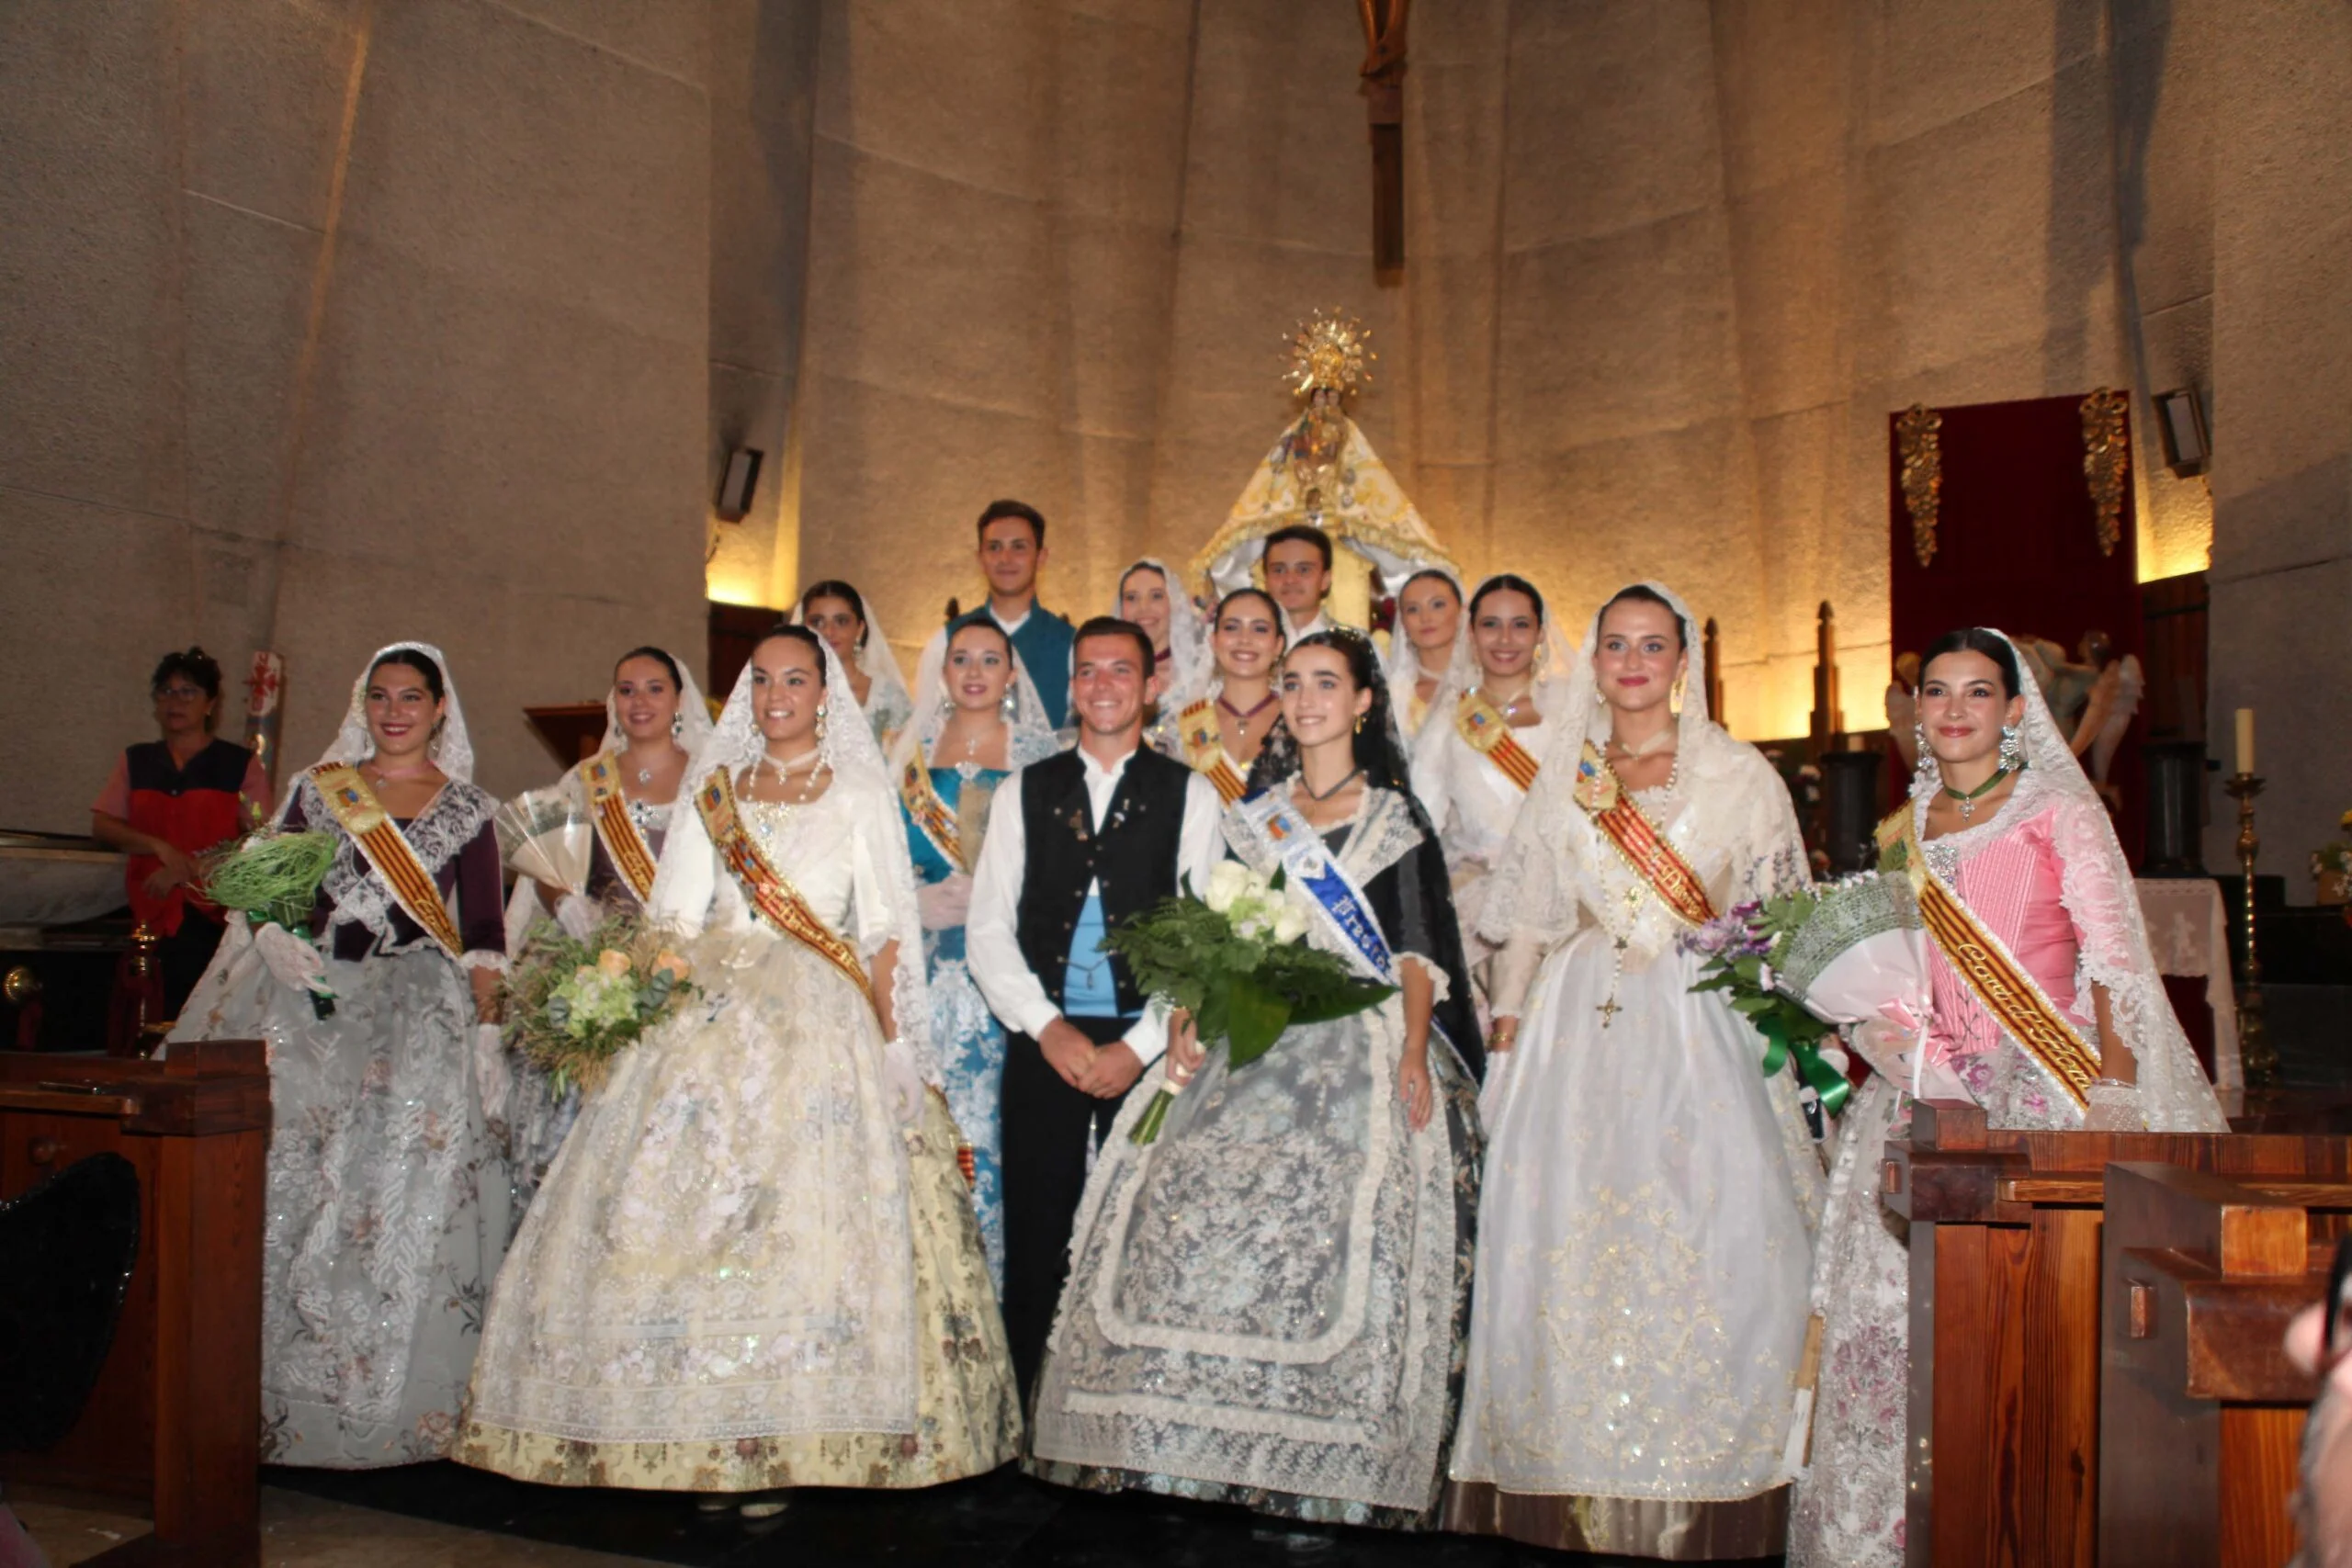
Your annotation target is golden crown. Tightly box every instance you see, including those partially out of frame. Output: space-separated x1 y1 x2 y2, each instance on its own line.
1284 310 1374 398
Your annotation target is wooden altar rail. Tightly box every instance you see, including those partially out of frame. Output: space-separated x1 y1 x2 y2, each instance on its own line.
1883 1101 2350 1568
0 1040 268 1568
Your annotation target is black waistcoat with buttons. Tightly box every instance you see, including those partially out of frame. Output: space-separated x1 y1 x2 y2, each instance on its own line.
1013 746 1193 1021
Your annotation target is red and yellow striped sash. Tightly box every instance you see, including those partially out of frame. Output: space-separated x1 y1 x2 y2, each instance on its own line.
310 762 465 957
1571 742 1715 929
1456 692 1542 794
696 770 879 1021
579 752 658 905
1179 698 1249 806
1886 810 2098 1110
899 756 966 872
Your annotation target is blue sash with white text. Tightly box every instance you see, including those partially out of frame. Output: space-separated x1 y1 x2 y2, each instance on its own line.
1234 792 1397 986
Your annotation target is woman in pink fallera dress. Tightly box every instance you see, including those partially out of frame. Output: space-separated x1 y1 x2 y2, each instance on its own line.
1788 627 2225 1568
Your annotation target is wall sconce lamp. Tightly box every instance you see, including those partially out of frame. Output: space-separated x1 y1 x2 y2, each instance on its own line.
715 446 764 522
2154 388 2208 477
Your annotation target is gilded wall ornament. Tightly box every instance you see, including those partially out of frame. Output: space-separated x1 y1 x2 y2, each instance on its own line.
2080 388 2129 557
1896 403 1944 568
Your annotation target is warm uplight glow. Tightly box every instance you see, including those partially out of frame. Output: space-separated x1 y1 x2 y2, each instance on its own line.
705 566 769 607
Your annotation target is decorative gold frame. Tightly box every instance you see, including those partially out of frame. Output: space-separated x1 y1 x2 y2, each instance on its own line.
2080 388 2129 557
1896 403 1944 568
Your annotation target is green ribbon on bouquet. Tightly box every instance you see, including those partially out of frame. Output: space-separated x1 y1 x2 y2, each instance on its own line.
1755 1010 1850 1120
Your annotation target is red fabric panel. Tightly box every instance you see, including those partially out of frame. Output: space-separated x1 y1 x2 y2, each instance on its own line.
1888 393 2145 865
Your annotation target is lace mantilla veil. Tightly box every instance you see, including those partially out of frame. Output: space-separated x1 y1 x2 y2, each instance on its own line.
297 639 478 804
1114 558 1211 702
649 635 941 1085
1405 571 1578 792
794 585 916 730
1474 581 1777 954
1917 630 2225 1133
598 649 715 758
1381 564 1465 711
889 640 1062 779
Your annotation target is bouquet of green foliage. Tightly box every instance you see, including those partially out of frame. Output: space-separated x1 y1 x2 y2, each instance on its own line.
501 913 696 1096
1107 861 1394 1144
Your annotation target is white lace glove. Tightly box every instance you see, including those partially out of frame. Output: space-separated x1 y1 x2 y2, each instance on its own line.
881 1036 925 1125
553 892 599 942
916 873 973 933
2084 1078 2144 1133
253 920 331 998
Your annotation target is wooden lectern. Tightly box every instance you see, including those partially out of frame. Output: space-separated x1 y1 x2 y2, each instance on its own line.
0 1041 268 1568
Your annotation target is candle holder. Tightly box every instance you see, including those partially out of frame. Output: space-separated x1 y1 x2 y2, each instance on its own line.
2223 773 2278 1090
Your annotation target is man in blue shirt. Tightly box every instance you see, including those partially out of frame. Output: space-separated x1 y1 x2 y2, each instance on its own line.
917 501 1078 729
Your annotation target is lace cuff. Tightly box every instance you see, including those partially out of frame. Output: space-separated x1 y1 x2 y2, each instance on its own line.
1487 931 1544 1018
461 949 511 975
1397 951 1451 1006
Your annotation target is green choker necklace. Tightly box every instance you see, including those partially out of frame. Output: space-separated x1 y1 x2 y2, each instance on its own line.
1942 761 2023 820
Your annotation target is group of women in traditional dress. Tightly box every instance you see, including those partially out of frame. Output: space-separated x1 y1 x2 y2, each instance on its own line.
153 543 2226 1561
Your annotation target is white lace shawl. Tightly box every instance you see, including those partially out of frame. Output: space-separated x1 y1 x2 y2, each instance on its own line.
646 637 939 1085
1219 784 1441 993
1910 629 2226 1134
1477 581 1810 961
1382 566 1466 730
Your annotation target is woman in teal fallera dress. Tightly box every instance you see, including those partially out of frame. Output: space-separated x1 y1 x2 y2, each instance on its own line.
893 618 1063 1290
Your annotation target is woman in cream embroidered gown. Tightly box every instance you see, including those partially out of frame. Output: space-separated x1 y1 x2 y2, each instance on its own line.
500 647 713 1191
893 620 1061 1292
169 643 511 1467
1449 584 1824 1560
1788 628 2225 1568
1408 574 1568 980
458 627 1019 1499
1030 630 1483 1529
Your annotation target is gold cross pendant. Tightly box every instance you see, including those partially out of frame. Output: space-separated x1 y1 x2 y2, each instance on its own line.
1596 996 1622 1028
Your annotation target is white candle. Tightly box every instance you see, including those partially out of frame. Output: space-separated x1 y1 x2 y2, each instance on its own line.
2234 707 2256 776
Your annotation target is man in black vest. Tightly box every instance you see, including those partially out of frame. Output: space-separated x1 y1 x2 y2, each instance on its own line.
967 616 1223 1396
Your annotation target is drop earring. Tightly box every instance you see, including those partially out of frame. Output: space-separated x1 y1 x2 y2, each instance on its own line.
1913 720 1939 786
1998 722 2024 773
1668 671 1687 718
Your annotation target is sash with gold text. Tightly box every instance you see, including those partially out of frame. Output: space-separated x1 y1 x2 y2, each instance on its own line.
1455 692 1542 794
310 762 465 957
1879 808 2097 1111
1178 698 1249 806
579 752 659 905
697 769 879 1021
1571 742 1716 929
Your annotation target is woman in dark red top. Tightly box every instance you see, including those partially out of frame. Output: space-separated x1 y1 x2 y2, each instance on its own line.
90 648 269 1013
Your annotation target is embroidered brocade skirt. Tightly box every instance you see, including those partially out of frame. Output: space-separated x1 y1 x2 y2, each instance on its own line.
168 932 511 1469
456 924 1020 1492
1028 1008 1482 1529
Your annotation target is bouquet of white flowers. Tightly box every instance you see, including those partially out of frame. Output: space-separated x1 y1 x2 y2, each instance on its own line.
1107 862 1393 1144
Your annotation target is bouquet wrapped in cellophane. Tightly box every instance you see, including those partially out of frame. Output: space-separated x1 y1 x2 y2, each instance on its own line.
494 787 594 899
1769 869 1968 1103
500 912 695 1096
1107 862 1394 1145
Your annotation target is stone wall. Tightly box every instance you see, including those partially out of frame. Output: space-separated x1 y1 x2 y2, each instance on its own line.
1 0 711 830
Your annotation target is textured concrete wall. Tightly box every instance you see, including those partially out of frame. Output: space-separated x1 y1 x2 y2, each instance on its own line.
1 0 710 831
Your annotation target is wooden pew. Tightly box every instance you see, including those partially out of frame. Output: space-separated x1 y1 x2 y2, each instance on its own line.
1882 1100 2352 1568
2101 1162 2330 1568
0 1041 268 1568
